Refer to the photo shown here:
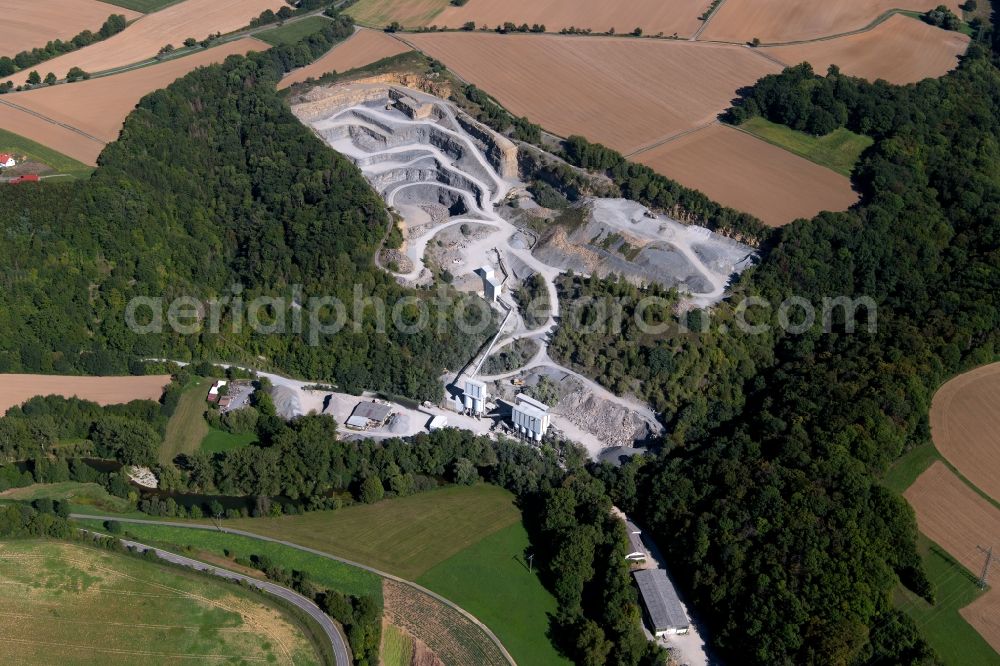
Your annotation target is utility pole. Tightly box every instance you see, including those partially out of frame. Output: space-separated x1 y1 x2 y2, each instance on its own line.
978 545 995 589
527 553 534 574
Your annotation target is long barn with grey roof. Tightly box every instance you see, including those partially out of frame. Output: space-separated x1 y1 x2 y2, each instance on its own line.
633 569 690 636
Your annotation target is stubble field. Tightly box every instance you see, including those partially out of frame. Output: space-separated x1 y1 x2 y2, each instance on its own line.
0 37 268 164
701 0 963 44
0 0 142 57
434 0 707 38
0 540 320 664
634 123 858 226
405 31 780 154
0 373 170 416
904 462 1000 652
279 28 410 89
6 0 282 85
929 362 1000 504
762 14 970 84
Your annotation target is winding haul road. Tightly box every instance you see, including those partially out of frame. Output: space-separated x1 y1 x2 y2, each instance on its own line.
74 515 517 665
305 90 674 449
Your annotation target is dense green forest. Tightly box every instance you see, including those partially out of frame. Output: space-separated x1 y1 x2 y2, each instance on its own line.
568 45 1000 665
0 17 483 401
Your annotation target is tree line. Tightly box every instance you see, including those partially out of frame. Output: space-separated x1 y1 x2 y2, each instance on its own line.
0 14 127 80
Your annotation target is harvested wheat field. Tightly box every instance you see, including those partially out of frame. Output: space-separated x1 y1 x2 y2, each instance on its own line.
347 0 451 29
959 586 1000 654
904 462 1000 576
434 0 706 38
280 28 410 89
0 374 171 416
762 14 970 84
701 0 962 44
930 363 1000 504
0 38 267 164
0 0 142 58
905 462 1000 650
634 123 857 226
7 0 282 86
406 32 780 154
0 101 105 165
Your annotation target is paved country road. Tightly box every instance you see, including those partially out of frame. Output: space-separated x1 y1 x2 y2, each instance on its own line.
72 514 517 665
82 531 351 666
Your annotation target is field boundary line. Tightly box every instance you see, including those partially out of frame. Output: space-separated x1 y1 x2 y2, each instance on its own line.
0 99 105 145
726 122 848 176
72 514 518 666
743 46 788 68
624 120 718 158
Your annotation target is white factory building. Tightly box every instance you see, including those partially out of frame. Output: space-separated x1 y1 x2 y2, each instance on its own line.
475 265 502 303
464 378 487 416
511 393 550 441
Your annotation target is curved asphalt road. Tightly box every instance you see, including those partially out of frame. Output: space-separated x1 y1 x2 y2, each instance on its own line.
73 515 517 666
88 532 351 666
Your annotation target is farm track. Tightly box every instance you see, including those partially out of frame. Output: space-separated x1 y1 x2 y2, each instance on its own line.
699 0 964 45
72 515 517 665
624 120 718 159
0 98 103 145
691 0 730 41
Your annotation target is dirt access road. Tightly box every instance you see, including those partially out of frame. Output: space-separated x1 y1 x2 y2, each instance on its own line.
94 532 352 666
75 515 515 665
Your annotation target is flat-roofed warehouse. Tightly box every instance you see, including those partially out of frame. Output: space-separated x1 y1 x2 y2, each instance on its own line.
633 569 690 636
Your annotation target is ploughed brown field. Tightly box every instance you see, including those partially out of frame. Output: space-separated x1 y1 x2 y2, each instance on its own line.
762 14 970 84
279 28 410 89
701 0 963 44
405 31 780 154
634 124 858 226
0 38 268 165
904 462 1000 651
6 0 283 86
0 0 142 58
0 374 171 416
434 0 706 39
930 362 1000 504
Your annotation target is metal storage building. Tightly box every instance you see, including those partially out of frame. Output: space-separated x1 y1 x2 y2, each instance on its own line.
633 569 690 636
624 520 646 562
